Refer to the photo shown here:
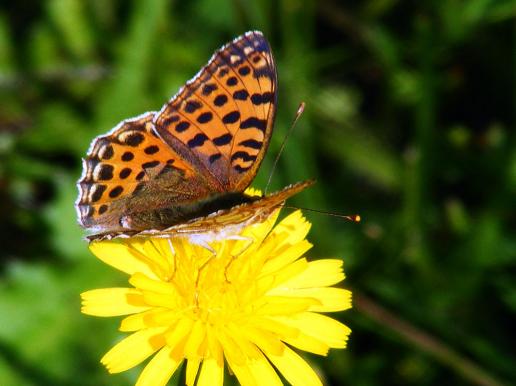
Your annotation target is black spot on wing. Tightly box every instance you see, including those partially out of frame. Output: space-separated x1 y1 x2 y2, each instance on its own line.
136 171 145 180
122 151 134 161
91 184 106 202
238 139 262 150
142 161 160 169
238 66 251 76
98 164 114 181
202 84 217 96
188 133 209 148
176 121 190 133
214 94 228 106
233 90 249 100
240 117 266 131
231 151 257 162
144 145 159 155
163 115 180 128
213 133 232 146
100 145 114 160
226 76 238 86
119 168 132 179
234 164 252 173
197 112 213 124
223 111 240 124
109 186 124 198
184 100 202 113
209 153 222 163
250 92 273 105
124 133 145 147
253 67 274 79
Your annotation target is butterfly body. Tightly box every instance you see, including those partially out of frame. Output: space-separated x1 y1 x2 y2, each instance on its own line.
76 31 312 242
117 191 256 232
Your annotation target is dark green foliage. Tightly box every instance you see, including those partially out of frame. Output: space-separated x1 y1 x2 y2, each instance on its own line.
0 1 514 385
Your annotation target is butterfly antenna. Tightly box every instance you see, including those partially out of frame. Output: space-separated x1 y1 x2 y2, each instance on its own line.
284 206 361 222
265 102 305 195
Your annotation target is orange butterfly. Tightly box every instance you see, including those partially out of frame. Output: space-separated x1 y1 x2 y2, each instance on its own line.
76 31 312 243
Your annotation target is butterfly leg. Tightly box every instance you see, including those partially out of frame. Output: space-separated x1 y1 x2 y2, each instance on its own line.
195 242 218 293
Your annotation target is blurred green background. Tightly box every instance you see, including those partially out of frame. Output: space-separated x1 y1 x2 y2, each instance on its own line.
0 1 514 385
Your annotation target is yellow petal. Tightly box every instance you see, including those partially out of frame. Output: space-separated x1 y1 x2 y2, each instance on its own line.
240 326 284 356
101 327 167 373
267 345 322 386
119 308 168 331
272 210 311 245
142 290 177 308
89 241 157 278
302 288 352 312
142 239 174 275
217 328 246 366
206 327 224 367
186 358 200 386
244 187 262 197
135 346 182 386
165 317 193 349
128 238 178 281
226 357 257 386
261 258 309 289
283 259 345 288
197 358 224 386
282 333 329 356
81 288 150 316
257 296 320 316
184 320 206 358
225 324 261 359
274 312 351 349
262 240 312 275
129 272 176 294
247 351 283 386
249 317 299 339
150 309 182 326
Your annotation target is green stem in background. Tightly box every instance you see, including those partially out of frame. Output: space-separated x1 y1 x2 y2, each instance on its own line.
401 15 436 269
354 292 508 386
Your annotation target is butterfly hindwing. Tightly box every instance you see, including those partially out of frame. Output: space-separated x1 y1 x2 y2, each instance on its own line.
154 31 277 192
76 112 216 232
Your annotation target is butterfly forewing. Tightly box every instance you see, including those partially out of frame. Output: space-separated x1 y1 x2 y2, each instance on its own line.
154 31 277 192
77 31 309 241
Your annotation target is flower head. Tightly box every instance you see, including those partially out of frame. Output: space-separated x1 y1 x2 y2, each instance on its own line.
81 210 351 386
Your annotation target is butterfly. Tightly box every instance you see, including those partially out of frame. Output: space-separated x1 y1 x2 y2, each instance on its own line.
76 31 313 243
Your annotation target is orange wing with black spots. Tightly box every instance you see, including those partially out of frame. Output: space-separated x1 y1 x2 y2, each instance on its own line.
76 31 307 240
76 112 217 233
154 31 277 192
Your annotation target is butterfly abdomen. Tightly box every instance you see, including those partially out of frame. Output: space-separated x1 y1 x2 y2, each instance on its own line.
119 192 257 231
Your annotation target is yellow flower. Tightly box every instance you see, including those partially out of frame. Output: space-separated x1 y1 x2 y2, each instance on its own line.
81 210 351 386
